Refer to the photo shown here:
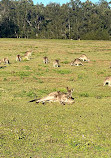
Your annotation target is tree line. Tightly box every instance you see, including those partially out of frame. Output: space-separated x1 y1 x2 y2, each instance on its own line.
0 0 111 40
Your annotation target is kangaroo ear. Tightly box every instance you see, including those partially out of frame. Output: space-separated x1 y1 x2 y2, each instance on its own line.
71 89 74 92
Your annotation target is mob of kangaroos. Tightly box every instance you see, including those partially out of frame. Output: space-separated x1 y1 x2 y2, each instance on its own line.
16 51 32 61
29 87 74 105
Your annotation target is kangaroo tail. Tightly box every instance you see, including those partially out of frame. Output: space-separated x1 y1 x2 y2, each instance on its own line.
29 99 38 102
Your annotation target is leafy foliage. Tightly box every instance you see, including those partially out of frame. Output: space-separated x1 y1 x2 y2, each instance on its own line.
0 0 111 40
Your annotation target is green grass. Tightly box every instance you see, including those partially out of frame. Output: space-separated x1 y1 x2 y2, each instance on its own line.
53 69 71 74
0 39 111 158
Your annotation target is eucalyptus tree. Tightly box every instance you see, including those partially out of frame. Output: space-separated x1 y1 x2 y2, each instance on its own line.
43 3 62 39
0 0 19 37
68 0 82 39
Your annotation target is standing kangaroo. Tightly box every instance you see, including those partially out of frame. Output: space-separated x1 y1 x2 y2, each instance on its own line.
29 87 74 105
16 55 22 61
43 56 49 64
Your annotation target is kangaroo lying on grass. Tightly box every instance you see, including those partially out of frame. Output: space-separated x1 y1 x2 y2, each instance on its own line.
71 58 83 66
29 87 74 105
79 54 90 62
24 51 32 60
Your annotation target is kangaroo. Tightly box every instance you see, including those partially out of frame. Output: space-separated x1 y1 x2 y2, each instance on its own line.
24 51 32 60
71 58 83 66
29 87 74 105
43 56 49 64
53 60 60 67
79 54 90 62
16 55 22 61
2 58 10 64
103 76 111 87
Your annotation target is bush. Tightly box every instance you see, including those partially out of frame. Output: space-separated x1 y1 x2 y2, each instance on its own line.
81 29 109 40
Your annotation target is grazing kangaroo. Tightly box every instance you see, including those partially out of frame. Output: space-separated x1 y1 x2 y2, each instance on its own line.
71 58 83 66
43 56 49 64
3 58 10 64
79 54 90 62
29 87 74 105
53 60 60 67
16 55 22 61
103 76 111 87
24 51 32 60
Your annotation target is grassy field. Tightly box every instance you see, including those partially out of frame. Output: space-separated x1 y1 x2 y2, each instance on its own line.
0 38 111 158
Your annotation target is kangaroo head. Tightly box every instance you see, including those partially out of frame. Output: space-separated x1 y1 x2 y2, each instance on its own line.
55 59 59 62
66 87 74 98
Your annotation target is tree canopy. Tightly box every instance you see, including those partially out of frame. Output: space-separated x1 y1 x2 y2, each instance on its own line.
0 0 111 40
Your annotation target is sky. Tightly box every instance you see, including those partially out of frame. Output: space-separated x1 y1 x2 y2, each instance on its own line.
33 0 100 6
